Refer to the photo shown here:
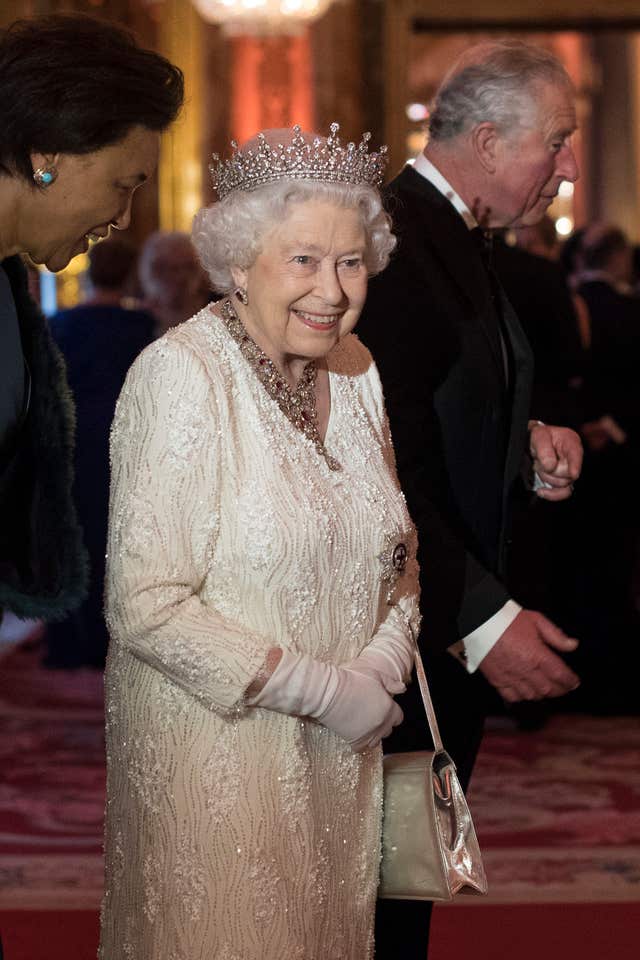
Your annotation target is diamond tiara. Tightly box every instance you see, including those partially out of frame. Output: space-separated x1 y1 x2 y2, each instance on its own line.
210 122 388 200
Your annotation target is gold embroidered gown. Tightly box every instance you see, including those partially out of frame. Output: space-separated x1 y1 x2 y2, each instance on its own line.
98 306 419 960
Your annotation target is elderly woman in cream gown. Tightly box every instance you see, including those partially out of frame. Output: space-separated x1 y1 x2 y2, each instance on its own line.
99 125 420 960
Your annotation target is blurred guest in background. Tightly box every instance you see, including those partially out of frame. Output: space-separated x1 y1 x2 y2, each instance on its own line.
45 239 154 668
0 14 183 627
138 230 211 336
565 223 640 704
560 225 587 288
559 225 591 351
578 222 640 439
514 214 561 261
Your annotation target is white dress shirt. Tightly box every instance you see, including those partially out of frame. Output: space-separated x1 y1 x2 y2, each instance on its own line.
409 153 522 671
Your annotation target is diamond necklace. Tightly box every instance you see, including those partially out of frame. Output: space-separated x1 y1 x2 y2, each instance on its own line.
220 298 342 471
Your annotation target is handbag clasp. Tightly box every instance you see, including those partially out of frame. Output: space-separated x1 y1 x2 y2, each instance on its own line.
433 767 453 805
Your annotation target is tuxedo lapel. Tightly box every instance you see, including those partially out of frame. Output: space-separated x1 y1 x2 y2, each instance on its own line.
391 167 506 379
389 165 535 499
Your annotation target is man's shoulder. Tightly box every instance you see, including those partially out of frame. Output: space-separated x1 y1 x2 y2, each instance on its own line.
384 168 465 249
384 167 440 219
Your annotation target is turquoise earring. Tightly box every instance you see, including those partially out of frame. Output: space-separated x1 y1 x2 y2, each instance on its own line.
33 166 58 188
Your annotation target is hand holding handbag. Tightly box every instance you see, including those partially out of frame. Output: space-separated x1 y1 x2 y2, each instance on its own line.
378 624 488 901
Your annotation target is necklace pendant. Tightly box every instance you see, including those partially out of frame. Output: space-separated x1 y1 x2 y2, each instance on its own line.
220 298 343 472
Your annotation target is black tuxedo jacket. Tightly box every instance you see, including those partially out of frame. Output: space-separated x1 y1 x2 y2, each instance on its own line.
358 167 534 774
358 165 534 660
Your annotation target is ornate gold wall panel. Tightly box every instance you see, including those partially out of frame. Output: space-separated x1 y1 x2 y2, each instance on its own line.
386 0 640 24
311 0 365 140
157 0 205 231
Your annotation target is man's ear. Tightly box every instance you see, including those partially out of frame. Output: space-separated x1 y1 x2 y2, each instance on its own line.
471 122 499 174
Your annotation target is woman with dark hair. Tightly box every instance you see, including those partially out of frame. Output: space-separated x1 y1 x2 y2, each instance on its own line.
0 14 183 625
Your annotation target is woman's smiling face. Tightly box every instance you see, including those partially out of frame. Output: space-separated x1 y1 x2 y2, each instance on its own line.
231 199 369 375
25 125 159 272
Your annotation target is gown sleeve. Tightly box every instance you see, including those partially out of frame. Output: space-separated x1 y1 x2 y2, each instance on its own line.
105 336 273 715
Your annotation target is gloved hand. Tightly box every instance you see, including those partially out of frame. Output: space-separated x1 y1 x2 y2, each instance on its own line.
345 601 415 690
319 666 404 751
248 649 403 752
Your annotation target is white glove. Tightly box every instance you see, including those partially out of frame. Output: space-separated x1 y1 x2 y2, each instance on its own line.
248 649 403 752
345 602 415 690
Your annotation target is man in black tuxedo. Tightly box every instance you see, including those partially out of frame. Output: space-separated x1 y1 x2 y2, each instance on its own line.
358 41 583 957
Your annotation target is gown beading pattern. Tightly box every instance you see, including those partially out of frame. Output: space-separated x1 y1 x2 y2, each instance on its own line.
98 305 420 960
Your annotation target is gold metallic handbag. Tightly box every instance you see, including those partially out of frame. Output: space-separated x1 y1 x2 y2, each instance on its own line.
379 628 488 901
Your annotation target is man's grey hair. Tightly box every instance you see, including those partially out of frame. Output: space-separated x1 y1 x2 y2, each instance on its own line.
428 40 573 143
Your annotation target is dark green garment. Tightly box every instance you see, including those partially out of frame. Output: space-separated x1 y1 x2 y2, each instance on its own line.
0 263 25 460
0 255 87 621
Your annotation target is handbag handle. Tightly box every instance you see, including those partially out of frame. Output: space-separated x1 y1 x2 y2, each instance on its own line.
395 606 445 754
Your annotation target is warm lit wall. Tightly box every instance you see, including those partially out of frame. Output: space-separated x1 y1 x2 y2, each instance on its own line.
156 0 206 231
589 33 640 239
229 34 314 143
630 36 640 240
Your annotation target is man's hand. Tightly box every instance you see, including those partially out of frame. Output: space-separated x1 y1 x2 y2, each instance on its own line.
479 609 579 703
529 422 583 501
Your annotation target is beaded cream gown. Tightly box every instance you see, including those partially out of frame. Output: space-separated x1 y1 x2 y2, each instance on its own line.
98 305 419 960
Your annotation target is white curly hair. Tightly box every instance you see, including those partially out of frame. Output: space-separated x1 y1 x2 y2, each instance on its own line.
192 178 395 295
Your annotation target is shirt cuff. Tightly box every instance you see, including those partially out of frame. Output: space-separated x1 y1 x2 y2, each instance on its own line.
532 471 554 492
449 599 522 673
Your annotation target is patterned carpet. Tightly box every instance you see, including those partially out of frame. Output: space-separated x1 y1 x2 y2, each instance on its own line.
468 713 640 904
0 639 639 913
0 639 104 910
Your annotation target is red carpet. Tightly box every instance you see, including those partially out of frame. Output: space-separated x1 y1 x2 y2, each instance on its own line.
0 911 99 960
1 638 639 958
1 904 639 960
430 902 640 960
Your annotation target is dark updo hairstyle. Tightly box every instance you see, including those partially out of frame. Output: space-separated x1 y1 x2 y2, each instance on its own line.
0 14 184 182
